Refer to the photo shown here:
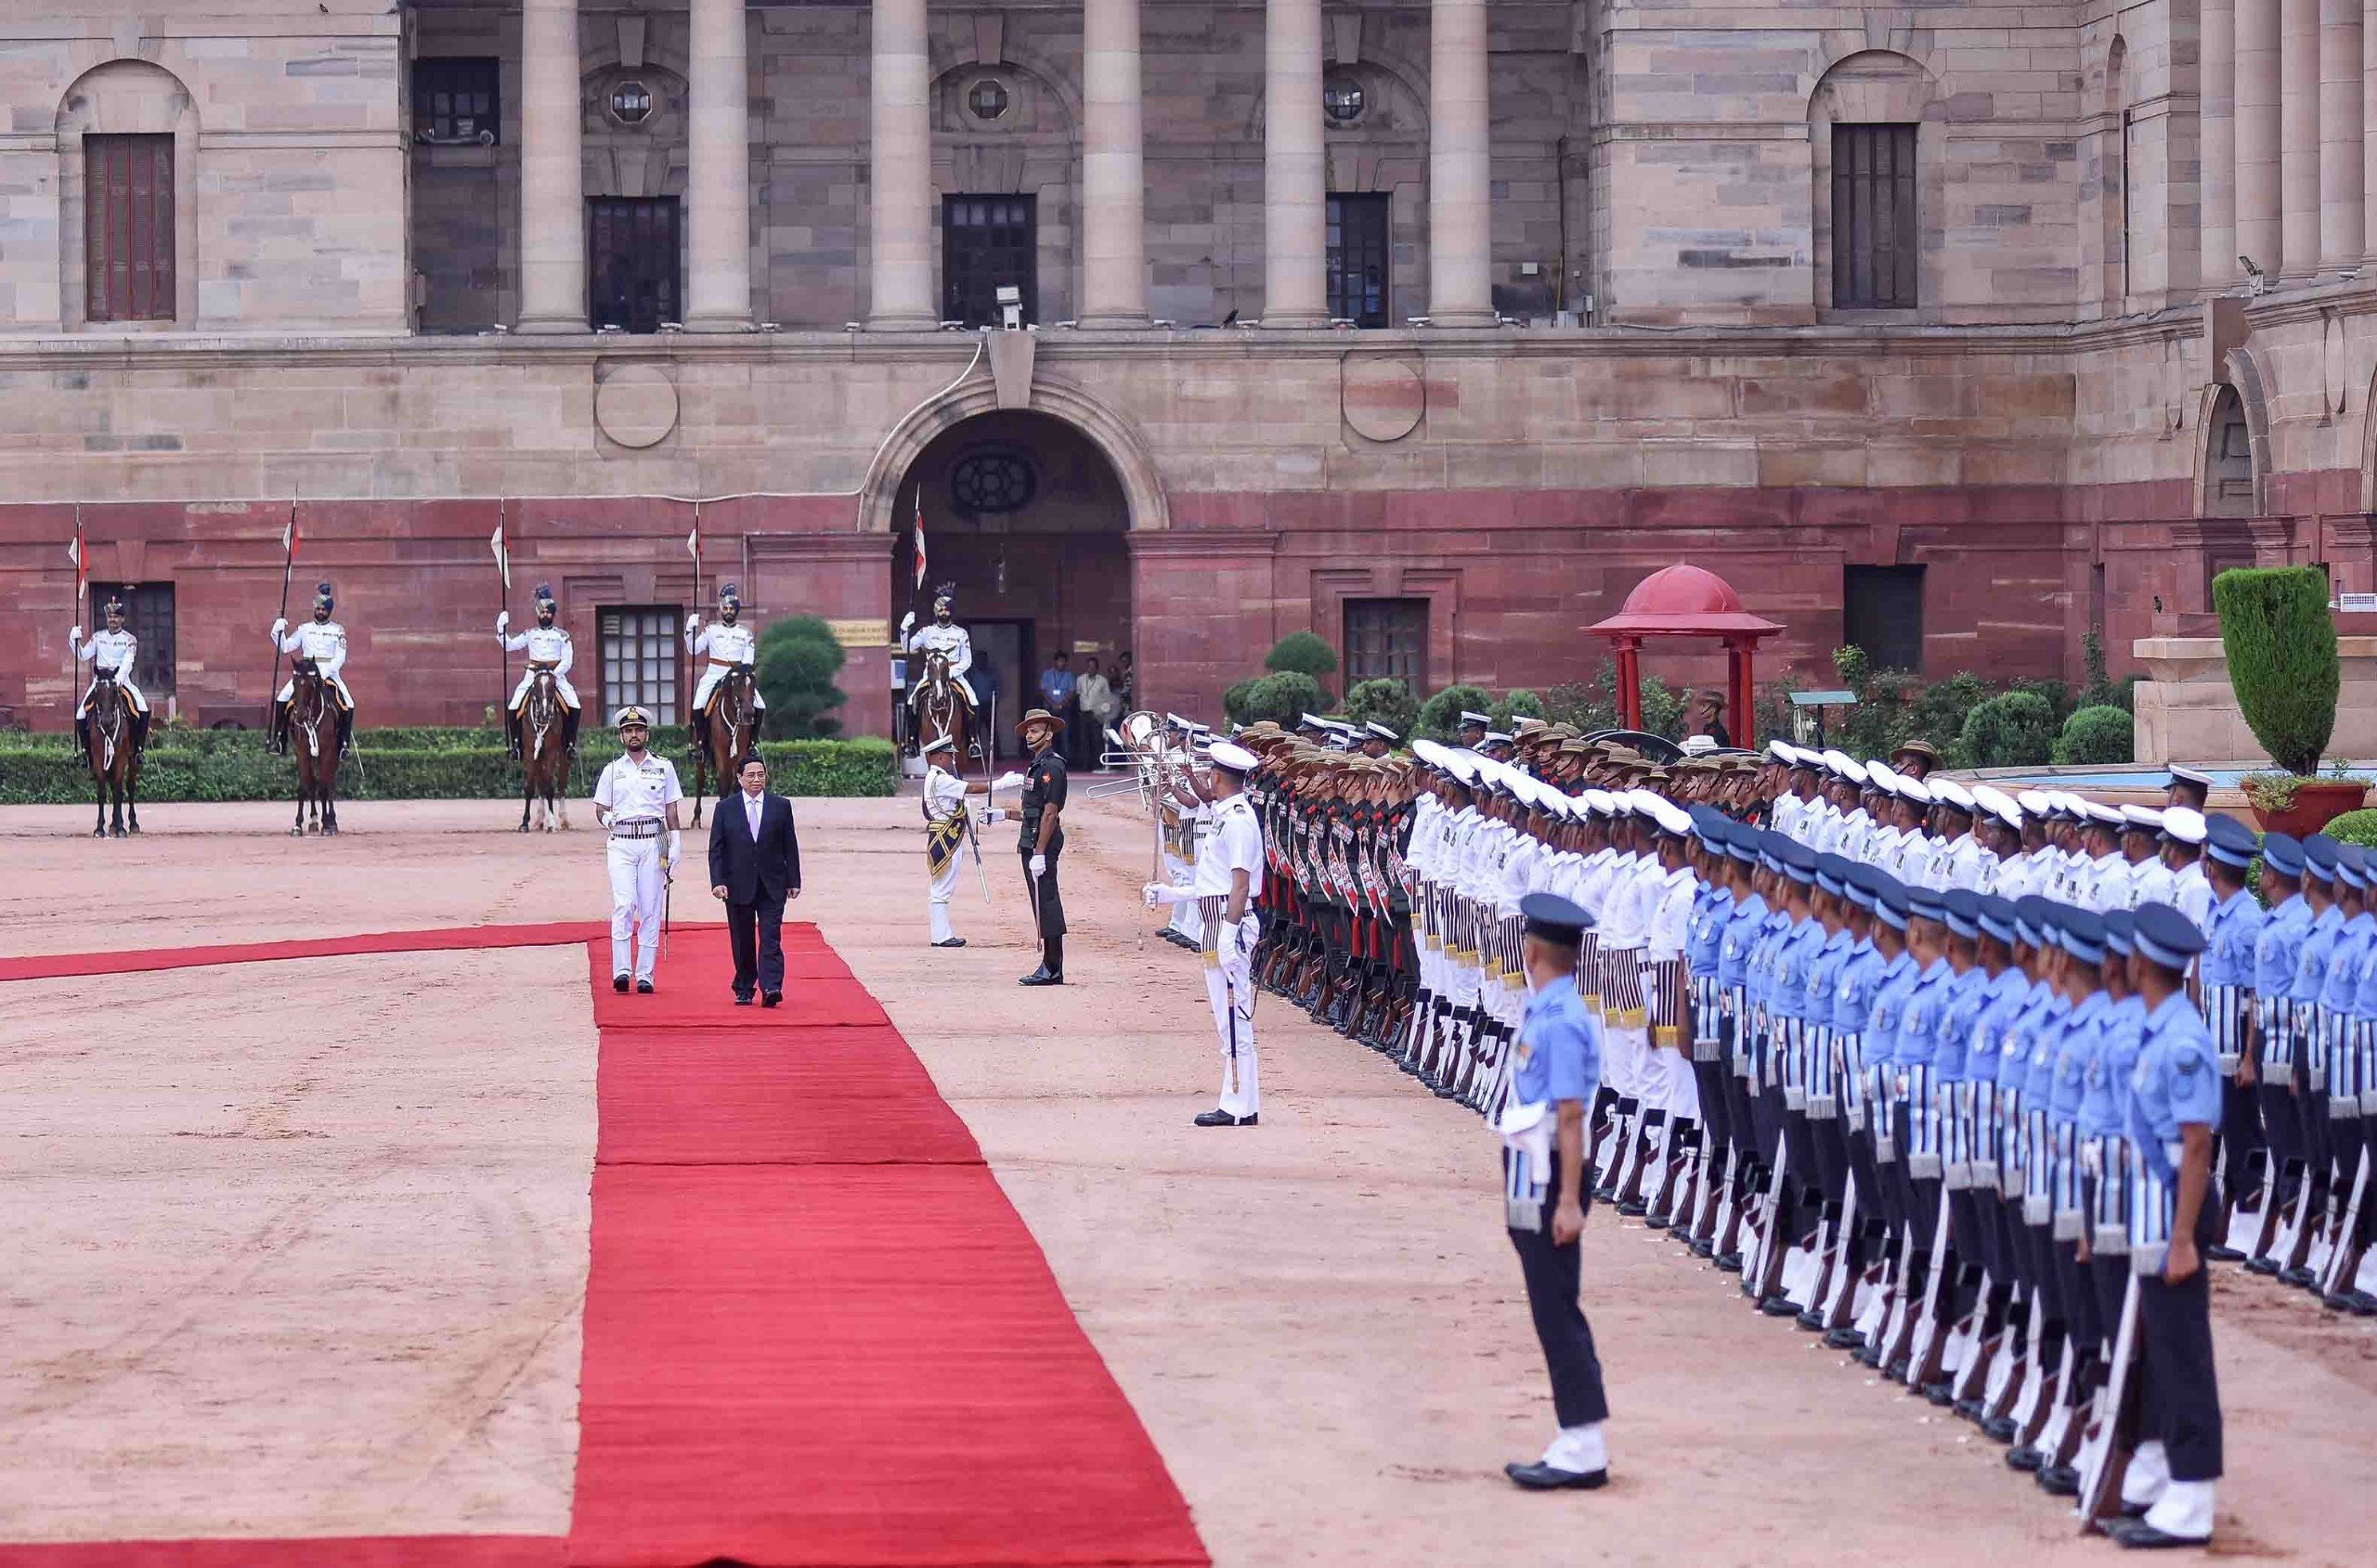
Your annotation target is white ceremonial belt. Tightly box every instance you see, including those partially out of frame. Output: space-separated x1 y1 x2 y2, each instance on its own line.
610 819 666 839
1498 1100 1554 1233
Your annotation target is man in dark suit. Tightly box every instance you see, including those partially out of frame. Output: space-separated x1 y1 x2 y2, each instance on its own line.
708 752 801 1006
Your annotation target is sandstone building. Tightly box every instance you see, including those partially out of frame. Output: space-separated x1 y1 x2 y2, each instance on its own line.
0 0 2363 739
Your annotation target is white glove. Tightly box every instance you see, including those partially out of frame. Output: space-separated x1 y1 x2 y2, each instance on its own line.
70 625 82 642
271 616 289 637
667 829 682 870
978 808 1006 825
684 612 700 633
992 771 1027 793
1029 854 1047 877
497 611 510 632
1143 882 1188 908
899 611 916 634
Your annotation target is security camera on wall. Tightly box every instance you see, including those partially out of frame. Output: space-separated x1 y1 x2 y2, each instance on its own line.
996 284 1023 331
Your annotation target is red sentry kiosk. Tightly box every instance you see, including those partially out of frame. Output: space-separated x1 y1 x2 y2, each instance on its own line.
1585 564 1783 747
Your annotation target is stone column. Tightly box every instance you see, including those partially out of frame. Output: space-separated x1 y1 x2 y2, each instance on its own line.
2322 0 2365 271
1079 0 1149 326
2282 0 2321 276
1262 0 1327 326
1428 0 1494 325
685 0 752 330
868 0 936 330
2204 0 2237 290
2364 0 2377 256
517 0 585 332
2239 0 2283 275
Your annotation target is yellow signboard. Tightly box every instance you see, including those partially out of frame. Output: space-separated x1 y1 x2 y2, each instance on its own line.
828 617 891 648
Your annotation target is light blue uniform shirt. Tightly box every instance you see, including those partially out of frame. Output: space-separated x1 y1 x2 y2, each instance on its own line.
2126 991 2221 1184
1513 972 1603 1107
2048 989 2110 1129
1718 892 1768 991
1933 965 1991 1082
1864 951 1921 1069
1893 958 1954 1070
2202 888 2262 991
2084 993 2150 1140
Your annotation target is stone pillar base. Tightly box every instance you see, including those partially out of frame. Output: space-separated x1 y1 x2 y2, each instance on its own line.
1076 313 1153 330
513 314 586 336
682 312 753 334
1261 309 1329 328
865 311 941 332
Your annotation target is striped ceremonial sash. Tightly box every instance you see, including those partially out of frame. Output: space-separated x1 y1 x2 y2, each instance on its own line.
2092 1134 2133 1255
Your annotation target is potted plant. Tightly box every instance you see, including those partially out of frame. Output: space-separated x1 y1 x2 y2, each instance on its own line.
2214 565 2369 835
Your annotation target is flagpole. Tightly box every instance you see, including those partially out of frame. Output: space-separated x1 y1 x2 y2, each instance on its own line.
68 504 86 699
494 499 508 732
686 503 703 738
266 500 298 732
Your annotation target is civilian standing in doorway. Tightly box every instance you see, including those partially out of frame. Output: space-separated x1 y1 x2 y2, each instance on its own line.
709 753 802 1007
1038 651 1078 765
1075 655 1115 770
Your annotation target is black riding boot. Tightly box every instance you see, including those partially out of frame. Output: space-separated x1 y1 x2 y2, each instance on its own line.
76 714 90 756
268 698 290 756
132 708 150 757
506 709 523 760
563 706 581 754
336 706 355 758
691 711 709 759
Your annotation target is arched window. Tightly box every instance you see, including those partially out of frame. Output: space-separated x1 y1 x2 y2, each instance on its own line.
2204 386 2255 518
56 59 198 330
1809 51 1941 316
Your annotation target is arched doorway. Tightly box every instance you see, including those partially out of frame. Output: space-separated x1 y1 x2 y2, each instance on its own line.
891 409 1133 763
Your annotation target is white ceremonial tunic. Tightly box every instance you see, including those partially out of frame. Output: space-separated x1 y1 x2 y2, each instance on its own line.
593 750 682 982
72 627 148 715
904 620 980 706
502 622 580 708
273 618 355 706
924 762 970 942
687 617 767 713
1197 791 1266 1119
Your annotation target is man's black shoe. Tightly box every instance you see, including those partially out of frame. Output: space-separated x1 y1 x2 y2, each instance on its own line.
2036 1464 2081 1497
762 991 782 1008
1823 1328 1864 1351
934 938 968 948
2204 1243 2246 1262
1194 1108 1256 1127
1981 1415 2019 1443
636 978 654 994
614 974 631 993
2109 1521 2212 1550
2006 1445 2046 1471
2245 1255 2280 1276
734 993 754 1006
1504 1461 1607 1492
1019 965 1064 987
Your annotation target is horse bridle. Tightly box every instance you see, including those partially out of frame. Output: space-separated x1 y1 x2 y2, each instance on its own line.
89 675 125 771
526 667 558 758
292 665 328 760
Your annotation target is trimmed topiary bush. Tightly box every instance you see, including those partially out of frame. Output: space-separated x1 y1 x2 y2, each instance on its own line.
2321 808 2377 849
1223 679 1258 727
755 616 849 739
2052 704 2135 766
1418 683 1494 742
1492 689 1546 731
1263 630 1338 682
2214 565 2338 774
1343 678 1420 739
1238 670 1327 728
1960 690 2058 769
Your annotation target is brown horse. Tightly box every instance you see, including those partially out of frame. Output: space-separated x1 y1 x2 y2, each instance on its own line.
914 649 975 773
690 663 760 827
517 668 572 833
82 671 142 837
287 659 343 836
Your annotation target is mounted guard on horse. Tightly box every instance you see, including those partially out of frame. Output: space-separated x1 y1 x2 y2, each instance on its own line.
269 581 355 758
499 582 582 759
902 582 982 767
684 580 764 825
72 593 151 762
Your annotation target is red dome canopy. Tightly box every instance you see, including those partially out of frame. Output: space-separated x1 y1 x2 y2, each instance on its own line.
1587 564 1782 639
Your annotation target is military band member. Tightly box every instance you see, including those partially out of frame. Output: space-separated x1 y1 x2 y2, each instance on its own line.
685 581 764 758
1147 741 1267 1125
591 706 683 993
71 593 151 758
1017 707 1069 986
1501 890 1612 1491
497 582 581 758
269 580 356 758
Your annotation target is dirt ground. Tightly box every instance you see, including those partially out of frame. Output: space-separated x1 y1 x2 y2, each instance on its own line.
4 794 2374 1565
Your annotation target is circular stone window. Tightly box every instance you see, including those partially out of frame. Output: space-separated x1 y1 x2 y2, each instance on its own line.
1323 75 1366 125
609 80 654 126
950 448 1035 514
966 77 1012 124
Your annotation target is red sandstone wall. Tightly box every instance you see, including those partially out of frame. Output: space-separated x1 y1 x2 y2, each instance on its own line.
3 484 2361 734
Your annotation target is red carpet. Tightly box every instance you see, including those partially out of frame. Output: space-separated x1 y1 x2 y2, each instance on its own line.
0 921 614 981
0 922 1207 1568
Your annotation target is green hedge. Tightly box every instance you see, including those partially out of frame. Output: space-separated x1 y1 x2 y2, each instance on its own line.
2321 809 2377 849
1343 678 1420 738
2052 704 2135 765
0 732 896 804
2215 565 2337 774
1237 670 1326 728
1417 683 1493 742
1960 691 2058 769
